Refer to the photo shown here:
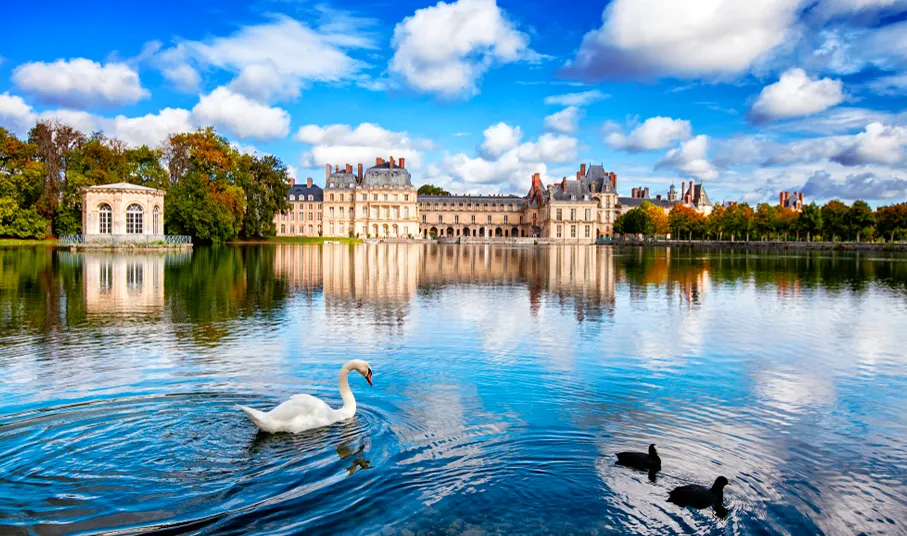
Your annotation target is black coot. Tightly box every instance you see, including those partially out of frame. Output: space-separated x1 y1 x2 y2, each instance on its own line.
615 443 661 471
667 476 729 513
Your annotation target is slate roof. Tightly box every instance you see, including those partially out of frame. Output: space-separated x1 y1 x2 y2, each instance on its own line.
287 182 323 202
362 163 413 187
618 197 677 210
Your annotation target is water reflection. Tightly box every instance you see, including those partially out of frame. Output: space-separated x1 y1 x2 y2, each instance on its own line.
80 252 179 316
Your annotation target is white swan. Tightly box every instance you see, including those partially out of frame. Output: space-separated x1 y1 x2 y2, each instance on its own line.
239 359 373 433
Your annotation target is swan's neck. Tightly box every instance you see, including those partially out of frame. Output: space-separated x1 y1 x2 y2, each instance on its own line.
338 364 356 415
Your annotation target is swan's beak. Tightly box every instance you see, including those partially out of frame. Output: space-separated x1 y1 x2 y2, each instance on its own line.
365 371 373 386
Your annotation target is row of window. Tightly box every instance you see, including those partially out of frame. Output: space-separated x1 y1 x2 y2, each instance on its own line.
281 212 320 221
97 204 159 235
422 214 524 224
325 193 411 202
289 195 317 201
554 225 593 238
420 201 521 211
553 208 594 222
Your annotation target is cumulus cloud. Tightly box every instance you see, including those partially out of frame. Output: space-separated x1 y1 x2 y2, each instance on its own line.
749 68 845 124
656 135 719 180
12 58 149 108
0 92 37 134
191 87 290 141
389 0 538 98
561 0 800 81
800 170 907 200
544 107 581 134
606 116 692 152
138 42 201 93
228 61 302 102
543 90 608 107
831 122 907 166
295 122 432 169
479 122 523 158
432 125 579 193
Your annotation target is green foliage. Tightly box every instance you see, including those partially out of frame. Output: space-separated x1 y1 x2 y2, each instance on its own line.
847 200 875 242
417 184 450 196
797 203 822 241
821 200 849 241
617 206 656 235
875 203 907 241
669 203 705 239
237 154 290 239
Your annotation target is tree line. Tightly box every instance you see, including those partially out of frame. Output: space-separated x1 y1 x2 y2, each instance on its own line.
0 122 291 243
614 199 907 242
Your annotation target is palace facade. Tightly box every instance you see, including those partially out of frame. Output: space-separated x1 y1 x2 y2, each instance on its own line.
274 157 712 243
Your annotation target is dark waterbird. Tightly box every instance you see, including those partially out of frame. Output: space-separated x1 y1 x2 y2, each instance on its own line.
667 476 729 516
615 443 661 471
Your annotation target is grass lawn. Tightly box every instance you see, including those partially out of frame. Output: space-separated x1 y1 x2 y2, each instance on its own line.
231 236 363 245
0 238 58 247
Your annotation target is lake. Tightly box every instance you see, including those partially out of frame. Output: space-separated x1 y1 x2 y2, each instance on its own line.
1 244 906 535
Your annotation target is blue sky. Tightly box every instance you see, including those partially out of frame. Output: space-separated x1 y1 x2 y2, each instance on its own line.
2 0 907 205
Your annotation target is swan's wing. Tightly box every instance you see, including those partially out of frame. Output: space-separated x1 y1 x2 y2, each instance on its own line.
266 394 333 423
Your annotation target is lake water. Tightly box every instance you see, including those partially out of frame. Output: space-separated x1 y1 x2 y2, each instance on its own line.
1 244 906 535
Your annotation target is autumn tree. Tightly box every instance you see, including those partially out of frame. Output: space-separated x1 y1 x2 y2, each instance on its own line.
875 203 907 241
847 200 875 242
640 201 669 236
0 128 49 238
668 203 703 240
236 154 290 239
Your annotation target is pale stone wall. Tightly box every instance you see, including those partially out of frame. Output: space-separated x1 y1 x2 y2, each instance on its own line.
277 200 323 236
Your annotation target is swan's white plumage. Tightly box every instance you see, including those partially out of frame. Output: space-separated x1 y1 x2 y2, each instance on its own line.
239 359 372 434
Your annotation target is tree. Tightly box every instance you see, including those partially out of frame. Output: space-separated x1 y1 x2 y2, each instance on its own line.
753 203 778 240
797 203 822 241
775 207 798 240
846 200 874 242
237 154 290 239
28 120 86 233
618 206 655 236
126 146 168 190
417 184 450 196
640 201 669 236
821 200 849 241
721 203 754 241
669 204 703 240
875 203 907 242
706 204 726 240
0 128 49 238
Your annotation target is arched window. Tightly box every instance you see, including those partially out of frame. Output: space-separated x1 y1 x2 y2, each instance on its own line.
152 206 160 234
126 204 143 234
308 195 313 201
290 195 295 201
98 204 112 234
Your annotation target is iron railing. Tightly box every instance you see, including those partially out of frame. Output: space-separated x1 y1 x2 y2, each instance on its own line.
58 234 85 245
164 235 192 244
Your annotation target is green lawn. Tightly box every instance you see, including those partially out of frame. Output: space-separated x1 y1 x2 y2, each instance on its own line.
0 238 58 247
232 236 363 245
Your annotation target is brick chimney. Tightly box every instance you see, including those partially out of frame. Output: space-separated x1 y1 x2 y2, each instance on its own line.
798 192 803 202
576 171 581 180
682 182 687 200
610 172 616 189
325 164 331 180
779 192 784 205
389 156 395 169
290 177 295 186
580 163 586 176
632 187 638 198
561 177 567 190
358 163 363 180
399 157 405 168
376 157 385 166
306 177 313 188
644 187 649 198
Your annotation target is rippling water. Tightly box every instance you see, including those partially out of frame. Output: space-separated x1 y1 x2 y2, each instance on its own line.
2 244 907 535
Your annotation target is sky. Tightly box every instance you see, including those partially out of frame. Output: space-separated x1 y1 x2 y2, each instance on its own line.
1 0 907 205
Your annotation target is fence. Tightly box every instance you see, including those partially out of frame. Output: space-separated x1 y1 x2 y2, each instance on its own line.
58 234 85 245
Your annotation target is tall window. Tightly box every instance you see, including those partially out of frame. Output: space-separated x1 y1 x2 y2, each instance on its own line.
126 262 144 293
153 206 160 234
570 209 576 221
403 207 409 219
349 207 354 218
487 215 491 223
404 195 409 201
585 225 591 238
585 209 592 221
422 215 427 223
99 204 112 234
571 225 577 238
455 215 459 224
557 225 562 238
126 204 143 234
471 215 476 224
438 215 443 223
504 215 509 224
330 194 335 201
556 209 562 220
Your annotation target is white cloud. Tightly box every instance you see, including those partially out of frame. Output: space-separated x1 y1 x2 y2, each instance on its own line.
0 92 37 135
191 87 290 141
749 68 845 124
606 116 692 152
800 170 907 200
294 122 431 169
138 42 200 93
163 64 201 93
12 58 149 108
544 107 581 134
228 61 302 103
479 122 523 158
389 0 537 98
867 74 907 96
433 126 579 193
814 0 907 18
110 108 194 148
543 90 608 107
656 135 719 180
561 0 800 80
831 122 907 166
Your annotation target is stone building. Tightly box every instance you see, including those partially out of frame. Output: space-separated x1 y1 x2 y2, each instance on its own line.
418 194 528 238
617 181 714 217
82 183 165 243
276 178 323 236
543 164 619 241
779 191 804 212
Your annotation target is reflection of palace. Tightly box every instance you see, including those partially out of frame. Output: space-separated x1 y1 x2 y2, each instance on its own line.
272 244 617 317
81 253 186 315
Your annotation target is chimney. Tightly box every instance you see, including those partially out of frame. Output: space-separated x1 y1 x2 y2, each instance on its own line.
325 164 331 180
576 171 581 180
580 163 586 176
306 177 313 188
345 164 352 174
561 177 567 190
376 157 385 166
644 187 649 198
632 187 638 198
290 177 295 186
799 192 803 202
779 192 784 205
399 157 405 168
682 182 687 199
358 163 363 180
610 172 616 189
656 194 662 200
389 156 395 169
